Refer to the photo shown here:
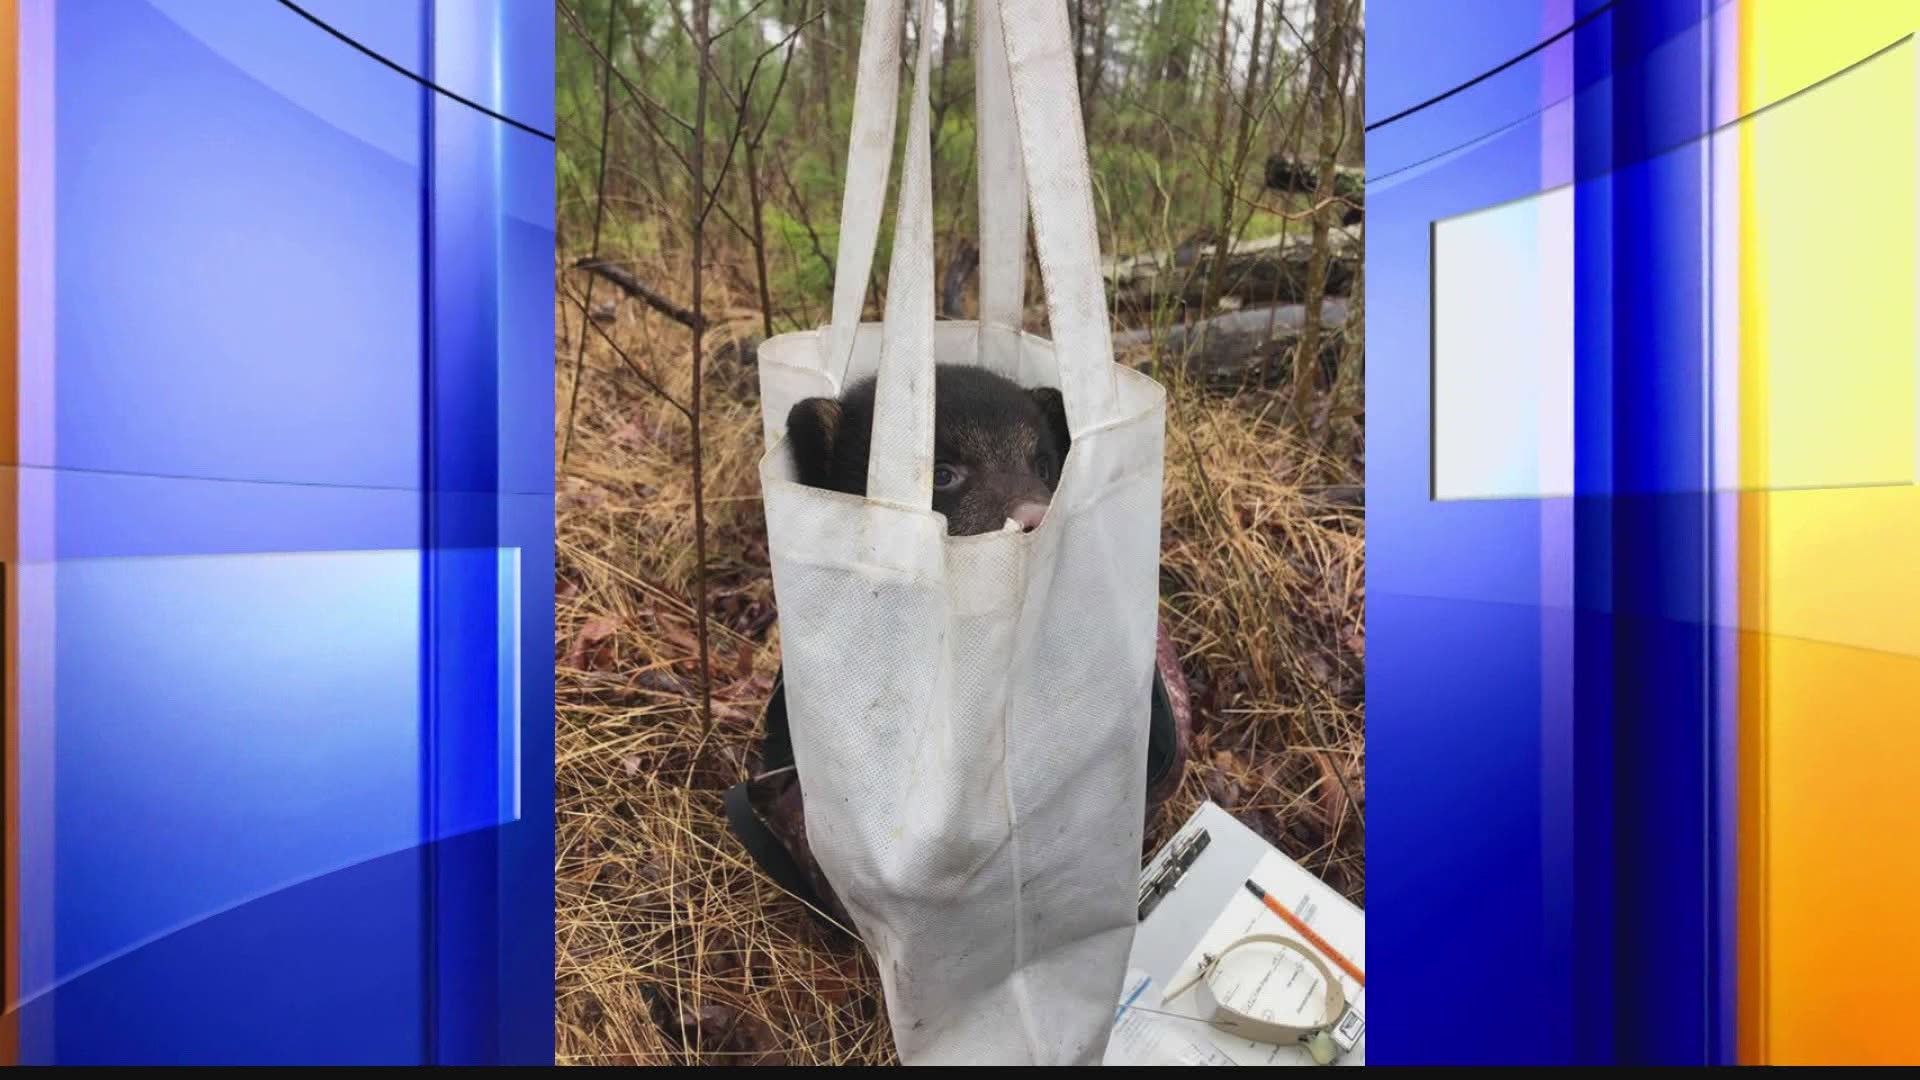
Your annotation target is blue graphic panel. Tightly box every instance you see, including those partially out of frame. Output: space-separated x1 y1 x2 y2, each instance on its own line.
1369 0 1729 1065
12 0 554 1064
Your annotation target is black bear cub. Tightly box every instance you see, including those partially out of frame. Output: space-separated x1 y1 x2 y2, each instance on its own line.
785 365 1071 536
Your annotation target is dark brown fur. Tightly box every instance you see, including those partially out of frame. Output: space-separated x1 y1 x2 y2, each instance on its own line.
786 365 1072 536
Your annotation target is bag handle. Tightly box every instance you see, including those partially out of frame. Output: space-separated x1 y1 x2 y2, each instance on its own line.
864 0 1121 508
995 0 1121 436
973 0 1028 337
825 0 1030 382
821 0 906 380
862 0 940 507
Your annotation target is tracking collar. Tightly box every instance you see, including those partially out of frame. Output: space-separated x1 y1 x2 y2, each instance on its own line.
1163 934 1360 1065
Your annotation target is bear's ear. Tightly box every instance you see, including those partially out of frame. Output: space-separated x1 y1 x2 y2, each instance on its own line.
785 397 842 489
1028 386 1071 457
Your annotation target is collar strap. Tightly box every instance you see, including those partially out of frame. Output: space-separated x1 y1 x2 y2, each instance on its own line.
1166 934 1349 1063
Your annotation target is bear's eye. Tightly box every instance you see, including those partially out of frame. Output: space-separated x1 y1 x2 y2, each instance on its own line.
933 464 965 491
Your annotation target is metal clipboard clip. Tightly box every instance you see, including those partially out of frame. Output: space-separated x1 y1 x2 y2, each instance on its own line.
1137 827 1210 921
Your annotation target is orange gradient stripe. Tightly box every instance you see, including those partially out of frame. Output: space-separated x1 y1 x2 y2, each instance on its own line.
1738 1 1920 1064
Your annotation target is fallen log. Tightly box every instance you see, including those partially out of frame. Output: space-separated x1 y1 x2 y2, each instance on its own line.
1265 155 1364 200
1113 300 1351 390
1266 155 1364 225
1103 232 1358 314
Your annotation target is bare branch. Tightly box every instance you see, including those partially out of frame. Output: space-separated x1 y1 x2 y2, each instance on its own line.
562 0 625 467
686 0 717 738
557 0 698 156
575 257 710 332
557 277 694 422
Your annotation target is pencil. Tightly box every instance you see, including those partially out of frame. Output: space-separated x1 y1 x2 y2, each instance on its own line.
1243 879 1366 988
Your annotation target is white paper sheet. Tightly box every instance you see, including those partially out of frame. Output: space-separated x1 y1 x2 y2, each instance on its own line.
1107 849 1366 1066
1103 968 1237 1066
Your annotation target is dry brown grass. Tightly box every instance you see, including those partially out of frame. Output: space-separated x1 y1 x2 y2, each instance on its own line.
553 260 1364 1066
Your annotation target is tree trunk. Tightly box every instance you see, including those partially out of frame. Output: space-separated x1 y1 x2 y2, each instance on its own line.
1201 0 1267 319
1293 0 1352 424
744 130 774 340
688 0 716 733
812 3 837 178
1081 0 1108 135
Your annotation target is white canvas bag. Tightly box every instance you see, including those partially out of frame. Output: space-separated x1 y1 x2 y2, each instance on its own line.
754 0 1167 1064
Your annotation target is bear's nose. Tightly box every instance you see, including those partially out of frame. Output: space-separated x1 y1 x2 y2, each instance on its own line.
1007 497 1050 533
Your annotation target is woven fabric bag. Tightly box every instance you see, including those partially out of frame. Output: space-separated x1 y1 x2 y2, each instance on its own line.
752 0 1168 1063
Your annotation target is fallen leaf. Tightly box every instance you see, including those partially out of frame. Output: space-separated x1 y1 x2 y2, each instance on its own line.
1203 752 1242 808
565 614 621 670
1288 817 1321 849
660 613 700 661
558 476 609 511
611 418 648 450
636 668 690 697
654 1000 785 1066
741 671 775 699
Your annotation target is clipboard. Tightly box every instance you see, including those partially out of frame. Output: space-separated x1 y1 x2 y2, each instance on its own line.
1105 801 1367 1066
